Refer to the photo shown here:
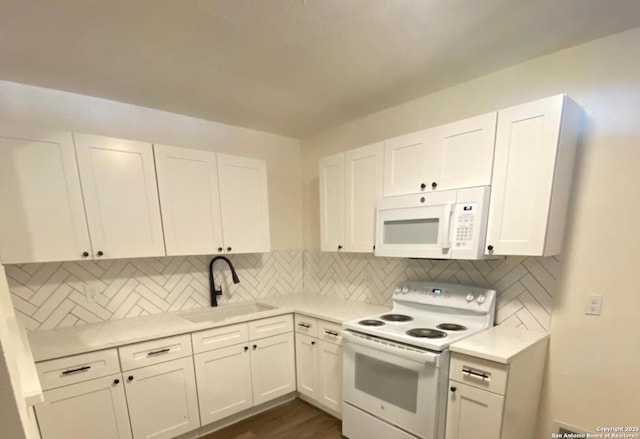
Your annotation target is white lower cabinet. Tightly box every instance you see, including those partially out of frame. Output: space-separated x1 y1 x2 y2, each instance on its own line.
294 314 343 416
445 381 504 439
251 332 296 405
194 343 254 424
124 356 200 439
36 373 132 439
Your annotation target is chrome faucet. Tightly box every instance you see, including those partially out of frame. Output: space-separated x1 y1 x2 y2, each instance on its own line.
208 256 240 307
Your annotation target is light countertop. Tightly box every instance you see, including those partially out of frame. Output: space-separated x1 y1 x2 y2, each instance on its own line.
28 294 390 362
450 324 549 364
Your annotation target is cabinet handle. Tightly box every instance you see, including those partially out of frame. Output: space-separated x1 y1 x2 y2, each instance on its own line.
227 247 232 252
431 182 438 188
297 322 311 328
337 245 343 250
311 341 316 345
218 247 223 252
147 348 170 356
82 251 89 258
244 346 249 352
113 379 120 385
128 376 134 382
420 183 426 190
373 245 375 250
324 330 339 337
96 250 104 257
253 344 257 350
487 245 494 252
450 386 457 393
61 365 91 375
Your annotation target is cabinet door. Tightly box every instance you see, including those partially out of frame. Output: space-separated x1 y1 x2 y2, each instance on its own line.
124 357 200 439
319 153 345 252
154 144 224 256
217 154 270 254
194 344 253 425
486 95 576 256
317 340 343 414
0 128 91 263
383 130 430 197
36 373 132 439
445 381 504 439
250 332 295 405
344 143 383 253
74 133 165 259
295 333 318 399
433 112 497 191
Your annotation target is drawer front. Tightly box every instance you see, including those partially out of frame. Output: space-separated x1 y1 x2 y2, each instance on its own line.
449 353 508 395
248 314 293 340
119 334 192 371
318 320 343 345
36 349 120 391
192 323 249 354
294 314 318 338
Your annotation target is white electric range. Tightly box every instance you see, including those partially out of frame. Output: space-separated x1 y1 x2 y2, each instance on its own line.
341 281 496 439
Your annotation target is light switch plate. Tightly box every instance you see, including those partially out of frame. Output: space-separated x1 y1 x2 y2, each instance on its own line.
85 281 99 303
585 294 602 316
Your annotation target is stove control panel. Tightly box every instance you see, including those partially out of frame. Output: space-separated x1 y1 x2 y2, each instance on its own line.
393 281 496 314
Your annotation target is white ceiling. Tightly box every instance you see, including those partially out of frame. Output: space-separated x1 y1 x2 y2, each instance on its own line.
1 0 640 138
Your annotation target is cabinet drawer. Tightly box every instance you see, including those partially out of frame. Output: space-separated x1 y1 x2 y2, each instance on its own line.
36 349 120 391
449 353 508 395
192 323 249 354
248 314 293 340
294 314 318 337
119 334 192 371
318 320 343 345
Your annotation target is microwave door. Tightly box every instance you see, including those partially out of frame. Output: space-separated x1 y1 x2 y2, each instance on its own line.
375 204 453 258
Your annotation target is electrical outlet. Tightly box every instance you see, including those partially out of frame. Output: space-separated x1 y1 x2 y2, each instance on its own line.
585 294 602 316
85 281 98 303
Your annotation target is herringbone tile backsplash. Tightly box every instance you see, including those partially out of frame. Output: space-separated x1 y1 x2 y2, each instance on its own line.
6 250 558 332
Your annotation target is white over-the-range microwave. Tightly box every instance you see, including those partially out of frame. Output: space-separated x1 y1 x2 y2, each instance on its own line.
375 186 492 260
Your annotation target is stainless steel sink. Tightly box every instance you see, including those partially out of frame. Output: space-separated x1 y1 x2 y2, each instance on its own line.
179 303 276 323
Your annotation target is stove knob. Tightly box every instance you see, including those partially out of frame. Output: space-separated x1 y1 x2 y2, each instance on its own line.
477 295 486 304
401 287 409 294
466 293 475 302
394 287 402 294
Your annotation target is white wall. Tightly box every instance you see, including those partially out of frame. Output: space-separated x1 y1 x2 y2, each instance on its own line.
301 26 640 435
0 81 303 251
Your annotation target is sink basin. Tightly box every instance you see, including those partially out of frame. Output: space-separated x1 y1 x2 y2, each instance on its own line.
179 303 276 323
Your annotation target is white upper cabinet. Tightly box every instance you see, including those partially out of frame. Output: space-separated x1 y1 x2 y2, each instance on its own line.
319 143 383 253
0 127 92 264
217 154 271 254
74 133 165 259
344 143 384 252
486 95 581 256
319 153 345 252
154 145 224 256
383 112 497 196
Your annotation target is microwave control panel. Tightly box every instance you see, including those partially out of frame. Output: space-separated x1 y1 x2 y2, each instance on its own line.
453 203 478 248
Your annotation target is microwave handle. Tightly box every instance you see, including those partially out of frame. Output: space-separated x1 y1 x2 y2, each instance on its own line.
439 204 454 249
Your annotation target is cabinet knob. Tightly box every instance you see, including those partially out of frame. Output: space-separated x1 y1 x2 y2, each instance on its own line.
337 245 343 250
113 379 120 385
218 247 223 252
253 344 257 350
420 183 426 190
96 250 104 257
311 341 316 345
244 346 249 352
431 181 438 188
420 197 425 203
82 251 89 258
487 245 494 252
227 247 232 252
127 376 134 382
450 386 457 393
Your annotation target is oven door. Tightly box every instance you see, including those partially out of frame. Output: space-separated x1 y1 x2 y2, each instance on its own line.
375 196 454 259
342 331 448 439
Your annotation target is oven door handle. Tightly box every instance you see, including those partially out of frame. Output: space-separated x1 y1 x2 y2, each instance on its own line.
342 331 440 365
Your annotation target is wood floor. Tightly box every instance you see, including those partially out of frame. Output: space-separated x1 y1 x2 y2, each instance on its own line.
201 399 344 439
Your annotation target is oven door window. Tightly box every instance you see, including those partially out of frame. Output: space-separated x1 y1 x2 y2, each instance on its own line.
354 353 419 413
